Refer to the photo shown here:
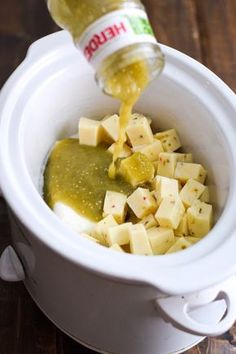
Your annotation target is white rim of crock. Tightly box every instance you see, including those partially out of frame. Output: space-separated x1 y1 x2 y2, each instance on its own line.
1 31 236 295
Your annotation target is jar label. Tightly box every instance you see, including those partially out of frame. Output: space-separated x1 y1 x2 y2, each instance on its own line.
77 8 158 70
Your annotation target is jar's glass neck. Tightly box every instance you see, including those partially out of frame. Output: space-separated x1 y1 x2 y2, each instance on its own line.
96 43 165 97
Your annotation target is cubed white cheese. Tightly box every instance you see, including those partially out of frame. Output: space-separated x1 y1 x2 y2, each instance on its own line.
157 152 179 178
108 143 132 158
78 117 103 146
155 197 185 229
127 188 157 219
174 213 189 237
101 114 119 142
179 179 206 207
103 191 127 223
166 237 191 254
91 215 118 245
155 129 181 152
126 115 153 147
174 162 207 184
129 224 153 255
147 227 175 255
109 244 125 252
154 176 179 206
138 214 158 229
200 186 210 203
132 140 164 161
187 200 213 238
107 223 132 246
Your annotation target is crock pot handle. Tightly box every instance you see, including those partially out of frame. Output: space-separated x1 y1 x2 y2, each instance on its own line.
156 276 236 337
0 246 25 281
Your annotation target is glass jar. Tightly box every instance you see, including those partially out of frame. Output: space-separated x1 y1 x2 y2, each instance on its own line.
47 0 164 96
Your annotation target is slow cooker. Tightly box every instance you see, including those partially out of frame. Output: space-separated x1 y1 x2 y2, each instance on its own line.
0 31 236 354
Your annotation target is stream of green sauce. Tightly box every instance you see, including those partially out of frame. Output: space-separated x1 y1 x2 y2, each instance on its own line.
43 138 134 222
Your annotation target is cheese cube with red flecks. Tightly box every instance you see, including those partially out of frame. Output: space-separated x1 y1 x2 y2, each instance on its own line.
148 227 175 255
91 214 118 245
157 152 179 178
155 129 181 152
126 115 153 147
153 176 179 206
155 197 185 229
127 188 157 219
103 191 127 223
179 179 206 207
174 162 207 184
129 224 153 255
187 200 212 238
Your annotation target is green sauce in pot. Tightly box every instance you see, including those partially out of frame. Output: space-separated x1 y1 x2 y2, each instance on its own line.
43 138 134 222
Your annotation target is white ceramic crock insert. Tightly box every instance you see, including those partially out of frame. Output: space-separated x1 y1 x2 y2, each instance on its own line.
1 31 236 354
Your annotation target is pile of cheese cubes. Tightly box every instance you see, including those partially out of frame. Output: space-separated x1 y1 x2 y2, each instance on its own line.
78 113 213 255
